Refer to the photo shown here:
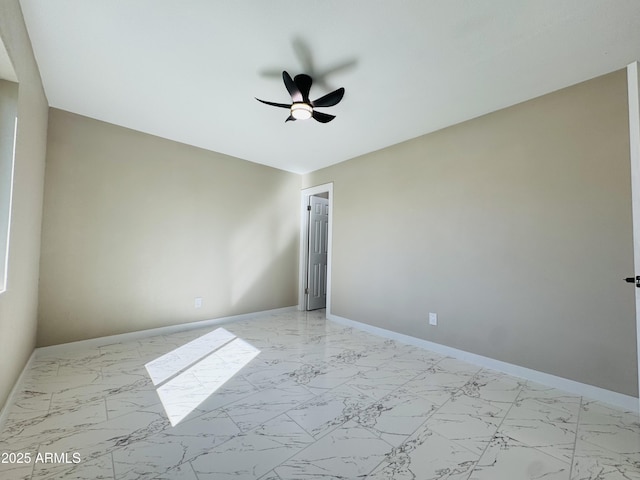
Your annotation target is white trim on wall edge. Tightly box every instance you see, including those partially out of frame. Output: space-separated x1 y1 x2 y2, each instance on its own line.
627 61 640 415
36 306 298 355
0 350 36 433
327 313 639 414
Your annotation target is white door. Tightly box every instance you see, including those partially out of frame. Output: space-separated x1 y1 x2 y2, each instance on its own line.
307 195 329 310
627 62 640 411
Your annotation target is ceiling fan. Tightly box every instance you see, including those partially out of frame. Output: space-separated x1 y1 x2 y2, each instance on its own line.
256 71 345 123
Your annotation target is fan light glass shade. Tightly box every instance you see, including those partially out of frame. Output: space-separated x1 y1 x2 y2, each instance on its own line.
291 102 313 120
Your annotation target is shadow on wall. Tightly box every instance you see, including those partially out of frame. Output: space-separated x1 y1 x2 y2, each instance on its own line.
228 187 298 309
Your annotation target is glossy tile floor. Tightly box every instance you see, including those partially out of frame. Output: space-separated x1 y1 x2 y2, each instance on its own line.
1 310 639 479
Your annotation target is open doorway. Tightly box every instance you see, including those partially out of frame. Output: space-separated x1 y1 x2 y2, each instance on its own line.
298 183 333 313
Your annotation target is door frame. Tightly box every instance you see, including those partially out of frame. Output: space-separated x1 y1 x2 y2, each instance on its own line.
298 183 333 313
627 62 640 409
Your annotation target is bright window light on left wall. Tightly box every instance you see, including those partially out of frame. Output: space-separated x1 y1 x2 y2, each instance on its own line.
0 115 17 294
145 327 260 426
0 37 18 294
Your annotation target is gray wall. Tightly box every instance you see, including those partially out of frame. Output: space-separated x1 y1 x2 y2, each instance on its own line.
38 109 301 346
0 1 49 411
304 70 638 397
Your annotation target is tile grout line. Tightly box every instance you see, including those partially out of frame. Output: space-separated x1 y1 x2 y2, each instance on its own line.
461 382 526 480
266 411 323 474
364 374 480 479
237 344 442 476
189 459 201 480
283 410 316 440
359 369 481 479
104 396 110 421
110 451 117 480
568 395 583 480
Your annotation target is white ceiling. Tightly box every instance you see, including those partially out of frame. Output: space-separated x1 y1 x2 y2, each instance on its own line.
18 0 640 174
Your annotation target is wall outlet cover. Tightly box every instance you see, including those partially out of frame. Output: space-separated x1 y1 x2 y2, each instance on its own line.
429 312 437 325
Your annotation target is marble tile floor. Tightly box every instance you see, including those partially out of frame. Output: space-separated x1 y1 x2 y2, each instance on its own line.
0 309 638 479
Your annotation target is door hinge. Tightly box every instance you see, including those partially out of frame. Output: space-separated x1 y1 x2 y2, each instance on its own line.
307 205 311 211
304 288 309 294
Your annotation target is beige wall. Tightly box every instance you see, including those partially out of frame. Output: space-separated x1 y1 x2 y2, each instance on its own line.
38 109 300 346
0 2 49 410
304 70 638 397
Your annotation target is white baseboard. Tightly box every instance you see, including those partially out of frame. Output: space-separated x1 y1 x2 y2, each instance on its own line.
0 350 36 433
36 306 298 355
327 313 639 414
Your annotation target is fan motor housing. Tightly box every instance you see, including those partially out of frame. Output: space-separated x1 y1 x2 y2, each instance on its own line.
291 102 313 120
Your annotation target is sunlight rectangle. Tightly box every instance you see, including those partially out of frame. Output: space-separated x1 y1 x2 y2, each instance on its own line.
146 329 260 426
145 327 236 386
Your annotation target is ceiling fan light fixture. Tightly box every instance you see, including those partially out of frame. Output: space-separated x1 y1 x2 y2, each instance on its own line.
291 102 313 120
256 72 343 123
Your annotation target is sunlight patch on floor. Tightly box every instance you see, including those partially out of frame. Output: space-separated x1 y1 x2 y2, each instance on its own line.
145 327 260 426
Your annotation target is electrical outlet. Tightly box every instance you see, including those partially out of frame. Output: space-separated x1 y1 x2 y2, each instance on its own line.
429 312 437 326
194 297 203 309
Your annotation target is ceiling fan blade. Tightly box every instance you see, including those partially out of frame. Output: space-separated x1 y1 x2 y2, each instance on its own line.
312 111 336 123
293 74 313 103
311 87 345 108
285 115 296 122
283 71 303 102
292 37 315 77
256 98 291 109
